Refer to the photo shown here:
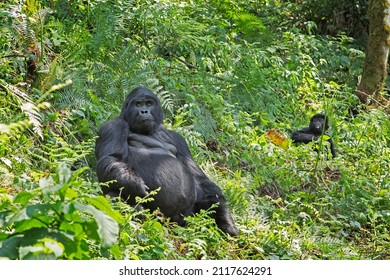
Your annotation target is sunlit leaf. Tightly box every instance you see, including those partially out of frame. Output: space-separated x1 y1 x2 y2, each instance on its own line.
265 129 289 150
86 196 125 224
13 192 34 206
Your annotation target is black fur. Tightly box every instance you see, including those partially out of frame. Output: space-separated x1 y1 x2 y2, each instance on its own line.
95 87 238 236
291 113 336 158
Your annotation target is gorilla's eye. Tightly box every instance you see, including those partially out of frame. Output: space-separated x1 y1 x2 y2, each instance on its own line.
146 100 154 106
135 101 142 107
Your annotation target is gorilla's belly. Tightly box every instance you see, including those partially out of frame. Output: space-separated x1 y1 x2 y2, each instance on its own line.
130 149 197 216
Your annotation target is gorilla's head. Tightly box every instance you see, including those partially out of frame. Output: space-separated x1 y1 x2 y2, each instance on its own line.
120 87 164 135
309 113 329 135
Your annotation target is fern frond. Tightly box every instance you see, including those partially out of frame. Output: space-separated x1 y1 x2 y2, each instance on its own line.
3 82 32 103
55 88 89 109
231 11 265 38
21 102 43 139
32 136 95 168
2 81 44 139
7 4 37 46
154 85 175 115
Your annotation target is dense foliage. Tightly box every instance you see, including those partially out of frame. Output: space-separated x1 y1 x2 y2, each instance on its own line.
0 0 389 259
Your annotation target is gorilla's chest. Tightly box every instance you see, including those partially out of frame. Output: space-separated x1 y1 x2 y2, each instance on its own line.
128 133 177 157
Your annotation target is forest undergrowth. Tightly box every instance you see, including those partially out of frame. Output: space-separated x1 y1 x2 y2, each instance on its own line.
0 0 389 259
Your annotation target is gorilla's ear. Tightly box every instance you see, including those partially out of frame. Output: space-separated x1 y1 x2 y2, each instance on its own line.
153 99 164 125
120 99 130 119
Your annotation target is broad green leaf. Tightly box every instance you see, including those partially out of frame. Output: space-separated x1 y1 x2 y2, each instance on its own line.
65 189 78 200
39 178 63 195
74 202 118 249
20 228 75 258
13 191 34 206
13 218 48 233
10 204 52 224
153 246 164 255
57 162 72 184
109 244 122 260
0 235 23 259
86 196 125 224
19 246 57 260
43 238 65 257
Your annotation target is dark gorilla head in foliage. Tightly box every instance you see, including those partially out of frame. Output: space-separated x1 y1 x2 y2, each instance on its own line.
309 113 329 135
120 87 164 135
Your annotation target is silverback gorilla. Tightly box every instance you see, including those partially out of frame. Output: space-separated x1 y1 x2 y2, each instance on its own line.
291 113 336 158
95 87 238 236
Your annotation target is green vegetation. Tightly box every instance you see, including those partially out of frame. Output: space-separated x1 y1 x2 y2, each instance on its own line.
0 0 389 260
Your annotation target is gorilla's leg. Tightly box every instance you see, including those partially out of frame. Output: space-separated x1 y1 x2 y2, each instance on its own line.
195 184 238 236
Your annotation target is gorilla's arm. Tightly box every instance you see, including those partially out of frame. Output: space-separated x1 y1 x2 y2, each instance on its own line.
292 127 336 158
95 118 149 199
291 127 320 143
329 139 337 158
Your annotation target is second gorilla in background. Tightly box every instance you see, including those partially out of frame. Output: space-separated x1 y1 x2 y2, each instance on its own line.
291 113 336 158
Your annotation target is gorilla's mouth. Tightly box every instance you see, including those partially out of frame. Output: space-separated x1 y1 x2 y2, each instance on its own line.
137 116 153 123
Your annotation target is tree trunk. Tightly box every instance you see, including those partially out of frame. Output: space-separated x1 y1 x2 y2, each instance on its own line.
356 0 390 104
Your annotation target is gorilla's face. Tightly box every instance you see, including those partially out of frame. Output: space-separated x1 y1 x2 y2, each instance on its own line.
309 114 329 135
128 96 157 134
121 87 164 135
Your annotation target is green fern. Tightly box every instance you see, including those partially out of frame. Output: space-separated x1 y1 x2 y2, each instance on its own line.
154 85 175 115
232 11 265 38
1 81 44 139
32 136 95 168
55 88 90 109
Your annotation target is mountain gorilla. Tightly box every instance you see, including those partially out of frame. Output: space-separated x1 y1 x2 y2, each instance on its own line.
291 113 336 158
95 87 238 236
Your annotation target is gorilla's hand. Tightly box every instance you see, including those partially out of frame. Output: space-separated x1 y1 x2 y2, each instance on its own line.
118 162 150 197
130 173 150 197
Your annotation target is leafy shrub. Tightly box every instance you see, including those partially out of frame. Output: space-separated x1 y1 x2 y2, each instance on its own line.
0 164 123 259
0 163 122 259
